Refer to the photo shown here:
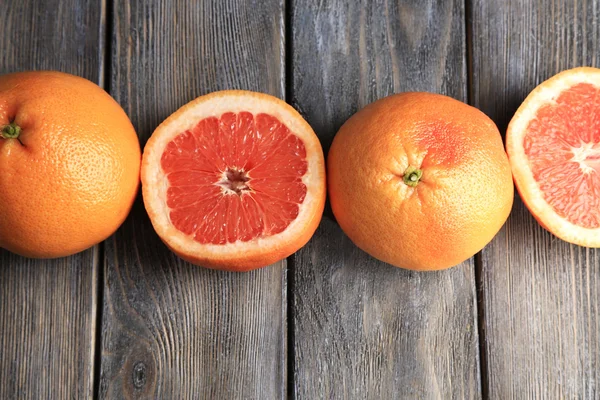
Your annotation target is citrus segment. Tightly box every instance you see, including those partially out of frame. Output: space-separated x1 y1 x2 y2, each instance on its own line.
142 90 325 271
507 67 600 246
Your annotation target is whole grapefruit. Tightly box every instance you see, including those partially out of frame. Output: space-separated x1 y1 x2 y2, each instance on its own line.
0 71 141 258
328 92 513 271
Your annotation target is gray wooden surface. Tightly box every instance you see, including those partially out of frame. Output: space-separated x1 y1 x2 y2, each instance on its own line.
98 0 287 398
0 0 102 399
290 0 480 398
471 0 600 398
0 0 599 399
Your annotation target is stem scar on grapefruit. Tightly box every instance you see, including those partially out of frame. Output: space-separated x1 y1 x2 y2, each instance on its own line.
507 67 600 247
327 92 514 271
0 71 141 258
141 90 326 271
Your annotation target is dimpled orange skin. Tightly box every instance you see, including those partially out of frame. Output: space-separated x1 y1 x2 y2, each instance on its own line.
0 71 141 258
328 92 514 271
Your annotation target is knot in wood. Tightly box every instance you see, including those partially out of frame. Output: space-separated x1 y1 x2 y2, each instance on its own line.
132 361 147 389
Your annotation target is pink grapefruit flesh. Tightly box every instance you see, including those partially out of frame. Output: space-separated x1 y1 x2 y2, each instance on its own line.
161 112 308 244
507 67 600 246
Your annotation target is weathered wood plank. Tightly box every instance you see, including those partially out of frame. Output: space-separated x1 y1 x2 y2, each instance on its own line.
290 1 480 398
471 0 600 397
99 1 286 398
0 0 103 399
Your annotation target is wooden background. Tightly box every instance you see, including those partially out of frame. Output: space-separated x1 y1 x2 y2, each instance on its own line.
0 0 598 398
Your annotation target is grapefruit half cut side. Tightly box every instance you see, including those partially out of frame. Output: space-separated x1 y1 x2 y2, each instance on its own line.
507 67 600 247
141 90 326 271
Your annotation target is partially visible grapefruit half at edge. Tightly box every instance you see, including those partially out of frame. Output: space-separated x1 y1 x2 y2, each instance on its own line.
141 90 325 271
507 67 600 247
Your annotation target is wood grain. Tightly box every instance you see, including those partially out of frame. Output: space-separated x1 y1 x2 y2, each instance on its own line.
0 0 103 398
290 0 481 398
98 0 287 398
471 0 600 398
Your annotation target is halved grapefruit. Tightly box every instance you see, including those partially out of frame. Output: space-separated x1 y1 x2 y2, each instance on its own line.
507 67 600 247
141 90 326 271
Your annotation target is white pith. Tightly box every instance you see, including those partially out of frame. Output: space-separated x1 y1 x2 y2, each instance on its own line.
216 169 251 195
571 142 600 174
507 67 600 246
142 92 325 259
